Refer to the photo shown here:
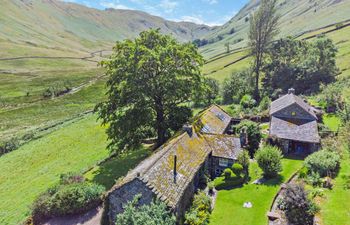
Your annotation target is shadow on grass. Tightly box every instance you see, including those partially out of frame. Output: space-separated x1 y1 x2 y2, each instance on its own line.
85 148 150 189
262 174 284 187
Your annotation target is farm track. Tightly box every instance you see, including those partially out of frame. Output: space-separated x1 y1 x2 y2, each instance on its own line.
0 49 112 63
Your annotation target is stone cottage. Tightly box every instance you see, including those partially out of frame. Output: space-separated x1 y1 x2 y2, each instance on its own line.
268 88 320 154
105 105 243 224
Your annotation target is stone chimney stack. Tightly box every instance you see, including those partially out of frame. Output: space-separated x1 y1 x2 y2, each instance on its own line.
240 127 248 147
288 88 295 95
173 154 177 183
183 123 193 137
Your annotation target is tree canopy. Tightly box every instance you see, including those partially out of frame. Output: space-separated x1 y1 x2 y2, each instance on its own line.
263 37 338 95
96 29 204 152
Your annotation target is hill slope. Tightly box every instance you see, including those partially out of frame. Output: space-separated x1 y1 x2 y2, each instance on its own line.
0 0 213 58
201 0 350 58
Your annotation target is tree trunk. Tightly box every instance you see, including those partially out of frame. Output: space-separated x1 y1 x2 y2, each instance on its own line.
155 99 166 147
254 56 261 102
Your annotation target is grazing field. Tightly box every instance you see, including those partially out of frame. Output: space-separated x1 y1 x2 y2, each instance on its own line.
319 151 350 225
0 115 109 225
210 158 303 225
0 74 107 142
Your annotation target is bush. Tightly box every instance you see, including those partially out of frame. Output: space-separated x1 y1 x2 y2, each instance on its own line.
254 145 283 178
32 174 105 223
240 94 256 109
185 191 211 225
258 96 271 111
223 168 232 180
298 166 308 179
231 163 243 177
306 171 322 187
237 150 250 176
116 195 175 225
281 183 316 225
304 150 340 177
213 176 243 190
207 182 215 195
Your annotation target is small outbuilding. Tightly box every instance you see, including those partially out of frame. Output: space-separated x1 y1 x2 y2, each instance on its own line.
269 88 320 154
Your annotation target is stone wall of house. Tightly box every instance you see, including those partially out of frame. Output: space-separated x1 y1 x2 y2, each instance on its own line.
211 156 234 178
273 103 315 121
107 178 155 224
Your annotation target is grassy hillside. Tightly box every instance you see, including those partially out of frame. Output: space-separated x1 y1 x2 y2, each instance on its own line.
0 0 213 59
0 115 109 225
202 22 350 84
200 0 350 58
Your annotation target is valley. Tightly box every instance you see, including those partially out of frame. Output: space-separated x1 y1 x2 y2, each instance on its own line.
1 0 350 224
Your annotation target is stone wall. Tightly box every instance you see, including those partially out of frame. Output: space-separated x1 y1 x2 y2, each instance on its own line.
211 156 234 178
107 178 155 224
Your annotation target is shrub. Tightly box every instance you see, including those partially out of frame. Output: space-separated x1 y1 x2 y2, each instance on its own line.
32 174 105 223
237 150 250 176
258 96 271 111
309 188 325 199
116 195 175 225
306 171 322 187
281 183 316 225
231 163 243 177
304 150 340 177
213 176 243 190
185 191 211 225
223 168 232 180
240 94 256 109
298 166 308 179
207 182 215 195
254 145 282 178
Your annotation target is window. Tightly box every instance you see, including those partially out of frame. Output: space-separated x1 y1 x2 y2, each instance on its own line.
291 111 296 116
219 158 229 167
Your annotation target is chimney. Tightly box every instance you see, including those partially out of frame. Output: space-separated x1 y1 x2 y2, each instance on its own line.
240 127 248 147
183 123 193 137
173 155 177 183
288 88 295 95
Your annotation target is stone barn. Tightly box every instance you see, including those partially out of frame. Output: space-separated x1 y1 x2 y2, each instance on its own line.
268 88 320 154
105 105 243 224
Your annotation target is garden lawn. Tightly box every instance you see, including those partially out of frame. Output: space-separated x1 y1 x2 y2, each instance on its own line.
319 151 350 225
0 115 109 225
210 158 303 225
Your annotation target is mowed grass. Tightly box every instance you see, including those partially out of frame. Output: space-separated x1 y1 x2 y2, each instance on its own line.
210 158 303 225
319 151 350 225
320 154 350 225
0 115 109 225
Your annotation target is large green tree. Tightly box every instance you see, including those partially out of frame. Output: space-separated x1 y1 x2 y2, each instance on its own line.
96 29 204 152
249 0 280 101
263 37 338 95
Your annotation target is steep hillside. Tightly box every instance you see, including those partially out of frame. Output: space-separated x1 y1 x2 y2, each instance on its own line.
0 0 213 58
201 0 350 58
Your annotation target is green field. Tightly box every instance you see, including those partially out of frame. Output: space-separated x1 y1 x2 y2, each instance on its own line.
0 115 109 224
210 158 303 225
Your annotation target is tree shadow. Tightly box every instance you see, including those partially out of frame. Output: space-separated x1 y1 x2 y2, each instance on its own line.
86 148 150 189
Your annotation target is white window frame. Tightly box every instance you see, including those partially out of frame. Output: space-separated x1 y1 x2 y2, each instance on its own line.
219 158 229 167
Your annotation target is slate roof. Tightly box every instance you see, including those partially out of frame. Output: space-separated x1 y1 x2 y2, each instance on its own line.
108 105 238 209
270 93 317 119
205 134 242 160
197 105 232 134
269 116 320 143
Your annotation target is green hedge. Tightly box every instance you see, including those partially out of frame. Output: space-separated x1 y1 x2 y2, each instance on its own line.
32 174 105 223
214 176 244 190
